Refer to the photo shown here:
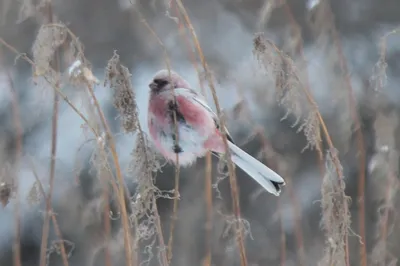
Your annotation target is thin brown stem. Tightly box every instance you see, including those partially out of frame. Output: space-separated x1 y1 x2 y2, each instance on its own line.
153 198 169 266
167 160 180 264
39 3 61 266
85 84 134 266
326 7 367 264
1 50 22 266
29 158 70 266
135 12 178 265
174 1 248 265
276 2 350 264
102 187 112 266
203 151 213 266
278 198 286 266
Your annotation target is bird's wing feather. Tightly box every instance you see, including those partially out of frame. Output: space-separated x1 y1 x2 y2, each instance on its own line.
174 87 235 144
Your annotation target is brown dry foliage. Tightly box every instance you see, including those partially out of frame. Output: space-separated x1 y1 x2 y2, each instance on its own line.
1 1 400 266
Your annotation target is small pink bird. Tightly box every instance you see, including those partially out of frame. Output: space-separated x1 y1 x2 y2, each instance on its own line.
147 69 285 196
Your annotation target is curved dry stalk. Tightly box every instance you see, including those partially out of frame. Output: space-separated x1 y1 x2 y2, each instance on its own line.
203 151 213 266
29 159 70 266
37 3 62 266
1 27 132 266
277 198 286 266
1 50 22 266
134 11 182 264
370 27 399 91
168 1 206 96
307 1 367 263
85 84 134 266
256 129 305 265
328 16 367 266
173 1 248 265
253 34 350 266
0 38 98 137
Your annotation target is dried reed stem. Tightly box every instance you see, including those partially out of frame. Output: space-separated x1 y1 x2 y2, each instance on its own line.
256 129 301 265
85 84 134 266
174 1 248 265
278 198 286 266
29 158 70 266
0 38 97 137
326 9 367 266
1 50 22 266
39 3 61 265
254 34 350 266
101 176 112 266
134 13 180 264
203 151 213 266
169 1 206 96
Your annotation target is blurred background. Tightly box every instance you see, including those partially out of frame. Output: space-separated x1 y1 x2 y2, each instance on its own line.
0 0 400 265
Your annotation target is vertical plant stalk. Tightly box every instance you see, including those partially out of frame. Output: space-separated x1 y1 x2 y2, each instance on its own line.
102 178 112 266
277 2 351 264
379 169 396 266
167 152 180 264
0 39 112 266
174 1 248 265
85 84 134 266
39 3 61 266
152 197 169 266
203 152 213 266
256 129 303 265
1 52 23 266
134 14 179 264
234 94 303 266
128 14 173 264
278 198 286 266
321 3 366 264
29 159 70 266
256 35 349 265
169 2 207 96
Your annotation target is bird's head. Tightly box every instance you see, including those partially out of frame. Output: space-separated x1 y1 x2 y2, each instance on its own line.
149 69 190 93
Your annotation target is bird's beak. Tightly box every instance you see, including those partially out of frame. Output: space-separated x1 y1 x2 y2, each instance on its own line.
149 82 158 90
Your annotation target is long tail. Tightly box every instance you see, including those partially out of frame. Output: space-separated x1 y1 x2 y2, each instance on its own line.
228 142 285 196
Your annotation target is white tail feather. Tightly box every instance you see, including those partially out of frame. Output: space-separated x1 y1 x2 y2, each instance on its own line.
228 142 285 196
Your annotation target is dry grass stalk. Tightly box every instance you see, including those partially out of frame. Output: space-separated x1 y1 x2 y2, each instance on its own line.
319 149 351 266
1 28 115 266
257 0 281 30
253 35 321 152
167 1 207 96
29 160 71 266
174 1 249 265
8 79 22 266
104 51 167 265
307 2 367 264
86 81 135 266
0 48 23 266
256 129 305 266
253 34 351 266
131 12 182 263
203 152 213 266
130 132 167 265
31 4 64 266
105 51 138 134
275 1 327 182
369 111 399 266
226 93 304 266
370 28 399 91
32 23 67 77
89 133 116 266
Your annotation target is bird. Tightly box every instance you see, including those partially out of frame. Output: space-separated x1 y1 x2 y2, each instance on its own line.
147 69 285 196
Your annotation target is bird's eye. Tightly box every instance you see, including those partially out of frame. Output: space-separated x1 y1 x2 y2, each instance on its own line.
154 79 168 87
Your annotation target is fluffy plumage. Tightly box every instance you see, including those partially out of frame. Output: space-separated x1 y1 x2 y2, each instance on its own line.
147 69 285 196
